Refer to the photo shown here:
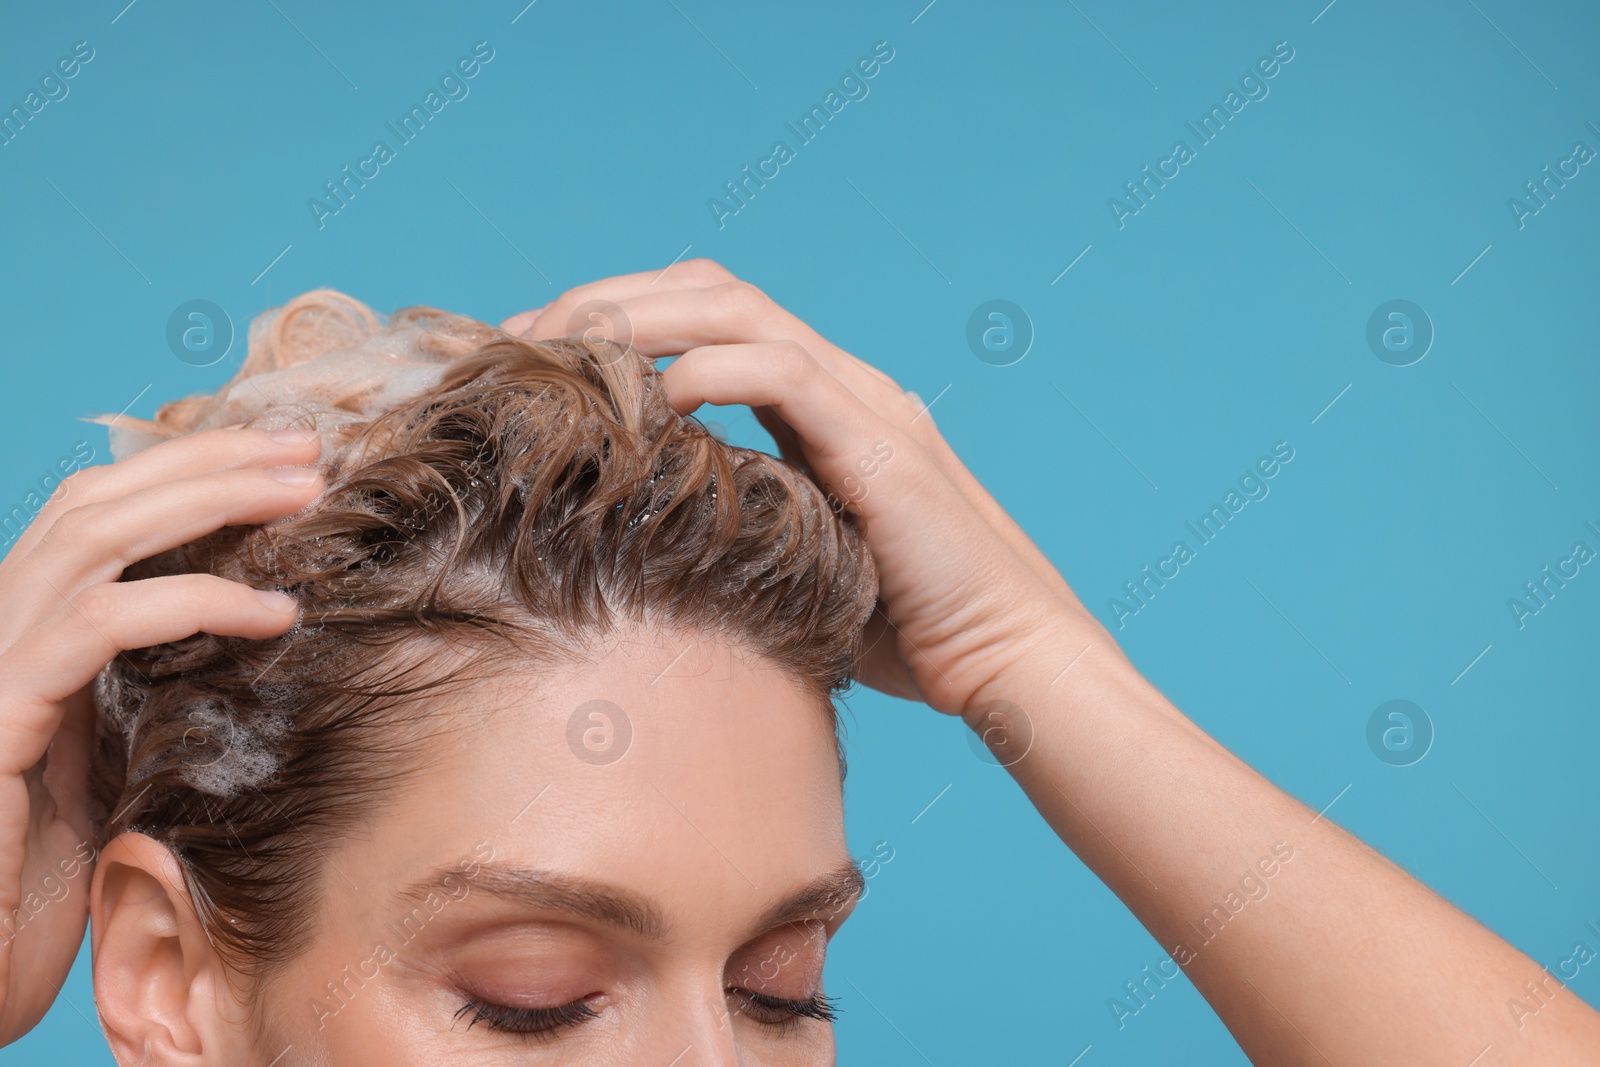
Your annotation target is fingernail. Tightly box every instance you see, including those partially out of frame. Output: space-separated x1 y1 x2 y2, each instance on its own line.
254 589 298 612
270 466 321 486
267 428 320 446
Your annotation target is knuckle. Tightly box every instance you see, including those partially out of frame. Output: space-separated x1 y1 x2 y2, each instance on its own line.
771 341 815 384
539 301 573 330
680 258 735 285
47 499 99 544
178 573 229 612
716 280 771 320
545 289 588 325
52 465 104 507
73 583 124 632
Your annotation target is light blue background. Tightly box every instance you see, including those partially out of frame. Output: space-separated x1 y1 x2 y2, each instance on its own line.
3 1 1598 1063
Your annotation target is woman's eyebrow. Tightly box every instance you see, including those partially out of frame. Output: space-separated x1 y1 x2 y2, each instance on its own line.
398 859 865 941
400 865 666 939
749 860 865 934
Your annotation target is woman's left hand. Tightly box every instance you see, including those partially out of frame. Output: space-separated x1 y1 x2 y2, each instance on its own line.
502 260 1110 718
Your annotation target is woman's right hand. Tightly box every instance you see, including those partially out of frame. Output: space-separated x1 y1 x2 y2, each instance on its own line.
0 427 323 1044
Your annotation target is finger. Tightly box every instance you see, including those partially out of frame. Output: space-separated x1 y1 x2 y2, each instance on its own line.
4 427 321 566
0 575 300 773
856 604 922 703
542 278 1080 622
532 280 797 353
750 406 808 470
663 343 918 521
530 274 916 412
499 304 547 336
14 464 325 608
535 283 908 406
670 340 1081 627
514 259 737 339
40 688 95 837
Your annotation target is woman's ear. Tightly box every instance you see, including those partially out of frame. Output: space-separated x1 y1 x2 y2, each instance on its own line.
89 833 246 1066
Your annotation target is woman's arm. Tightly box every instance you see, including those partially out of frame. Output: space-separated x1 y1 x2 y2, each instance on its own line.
510 259 1600 1066
966 614 1600 1065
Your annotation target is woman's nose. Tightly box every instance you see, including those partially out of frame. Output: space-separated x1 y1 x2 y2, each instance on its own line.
648 990 744 1067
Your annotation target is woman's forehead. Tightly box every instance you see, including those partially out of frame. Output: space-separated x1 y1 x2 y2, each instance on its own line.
326 630 851 914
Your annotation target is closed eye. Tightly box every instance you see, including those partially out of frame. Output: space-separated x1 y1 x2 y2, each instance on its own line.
453 996 600 1041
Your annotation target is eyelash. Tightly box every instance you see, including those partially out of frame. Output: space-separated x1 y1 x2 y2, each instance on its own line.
730 988 840 1032
454 997 599 1041
454 989 838 1040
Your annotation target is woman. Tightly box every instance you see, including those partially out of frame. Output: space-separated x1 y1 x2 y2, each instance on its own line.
0 259 1595 1064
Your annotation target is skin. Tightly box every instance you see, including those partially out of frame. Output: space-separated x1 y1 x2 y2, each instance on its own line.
0 258 1597 1062
91 634 856 1064
0 427 323 1044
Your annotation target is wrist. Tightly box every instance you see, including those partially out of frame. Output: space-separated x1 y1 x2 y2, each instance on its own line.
957 612 1214 789
956 607 1150 734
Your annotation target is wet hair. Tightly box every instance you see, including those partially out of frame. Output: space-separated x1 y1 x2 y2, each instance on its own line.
89 290 878 975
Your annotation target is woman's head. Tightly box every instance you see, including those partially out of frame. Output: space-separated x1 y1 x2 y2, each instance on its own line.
87 291 878 1065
